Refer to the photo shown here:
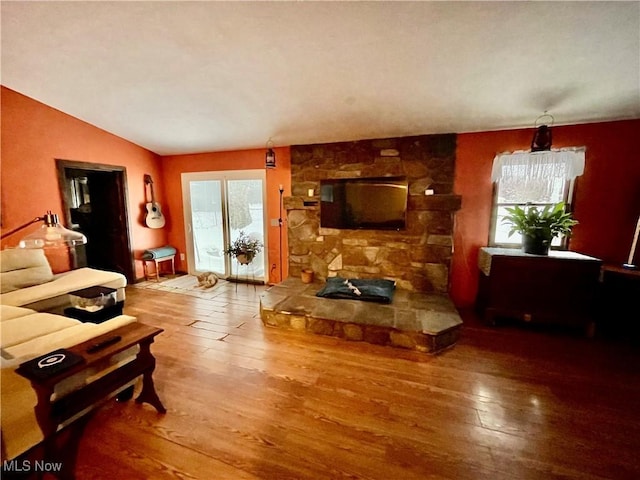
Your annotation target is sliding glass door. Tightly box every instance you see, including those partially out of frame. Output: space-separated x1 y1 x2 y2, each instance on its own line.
182 170 267 282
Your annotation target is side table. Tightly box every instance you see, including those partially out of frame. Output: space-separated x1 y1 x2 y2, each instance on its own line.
64 302 124 323
476 247 602 334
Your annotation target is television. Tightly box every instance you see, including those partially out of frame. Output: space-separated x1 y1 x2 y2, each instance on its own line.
320 176 408 230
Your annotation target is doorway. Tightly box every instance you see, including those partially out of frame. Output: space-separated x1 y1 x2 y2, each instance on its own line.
56 160 135 283
182 170 267 283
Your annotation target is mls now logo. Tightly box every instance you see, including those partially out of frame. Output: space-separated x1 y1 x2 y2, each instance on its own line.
3 459 63 473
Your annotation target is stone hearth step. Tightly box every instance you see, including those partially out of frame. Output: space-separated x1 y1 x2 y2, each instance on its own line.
260 278 462 353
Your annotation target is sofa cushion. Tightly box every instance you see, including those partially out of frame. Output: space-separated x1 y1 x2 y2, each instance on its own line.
1 314 136 365
0 248 50 272
0 266 55 294
0 312 80 349
0 305 36 322
0 249 54 294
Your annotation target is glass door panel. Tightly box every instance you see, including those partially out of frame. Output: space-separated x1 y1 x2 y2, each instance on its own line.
189 180 225 274
227 179 265 279
182 171 266 283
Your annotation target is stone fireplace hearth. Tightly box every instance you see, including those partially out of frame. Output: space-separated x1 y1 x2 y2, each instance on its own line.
261 278 462 353
260 133 463 352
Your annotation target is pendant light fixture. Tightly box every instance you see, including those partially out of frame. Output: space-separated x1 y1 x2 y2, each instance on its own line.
492 112 586 184
531 112 554 151
265 139 276 169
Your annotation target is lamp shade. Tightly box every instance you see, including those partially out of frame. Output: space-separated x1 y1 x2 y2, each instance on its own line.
18 212 87 248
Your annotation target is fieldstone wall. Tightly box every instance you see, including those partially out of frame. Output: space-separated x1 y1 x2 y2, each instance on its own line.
287 134 461 293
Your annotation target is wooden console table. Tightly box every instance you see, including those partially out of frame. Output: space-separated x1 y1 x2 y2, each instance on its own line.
13 322 165 479
476 247 602 334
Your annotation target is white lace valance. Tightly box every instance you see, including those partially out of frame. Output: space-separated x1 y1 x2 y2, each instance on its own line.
491 147 586 183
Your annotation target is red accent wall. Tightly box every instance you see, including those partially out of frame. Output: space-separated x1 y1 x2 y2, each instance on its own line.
160 149 291 284
451 119 640 307
0 87 167 276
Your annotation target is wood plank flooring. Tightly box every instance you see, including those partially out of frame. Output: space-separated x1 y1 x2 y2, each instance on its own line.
74 282 640 479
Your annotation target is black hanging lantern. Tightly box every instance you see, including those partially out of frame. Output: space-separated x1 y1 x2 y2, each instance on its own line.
531 113 554 152
531 125 552 151
265 139 276 168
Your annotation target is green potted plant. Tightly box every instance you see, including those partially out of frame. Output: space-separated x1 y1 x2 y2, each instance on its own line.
224 231 263 265
502 202 578 255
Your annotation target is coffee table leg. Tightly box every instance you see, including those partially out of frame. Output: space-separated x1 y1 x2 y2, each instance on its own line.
136 372 166 413
134 340 167 413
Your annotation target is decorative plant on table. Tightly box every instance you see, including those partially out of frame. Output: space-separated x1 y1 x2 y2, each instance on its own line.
224 231 263 265
502 202 578 255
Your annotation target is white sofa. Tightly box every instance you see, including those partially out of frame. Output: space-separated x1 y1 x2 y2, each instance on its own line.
1 304 138 461
0 248 127 312
0 249 137 463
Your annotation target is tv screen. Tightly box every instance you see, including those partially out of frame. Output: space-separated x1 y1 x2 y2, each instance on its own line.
320 176 408 230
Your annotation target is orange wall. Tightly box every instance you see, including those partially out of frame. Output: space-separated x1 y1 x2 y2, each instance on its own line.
0 87 168 277
451 119 640 307
160 148 291 284
4 86 637 297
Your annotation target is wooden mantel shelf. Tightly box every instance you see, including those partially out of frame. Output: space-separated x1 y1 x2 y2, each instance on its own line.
284 194 462 212
283 196 320 210
408 194 461 212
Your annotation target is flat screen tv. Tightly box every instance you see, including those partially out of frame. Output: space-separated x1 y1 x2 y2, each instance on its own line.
320 176 408 230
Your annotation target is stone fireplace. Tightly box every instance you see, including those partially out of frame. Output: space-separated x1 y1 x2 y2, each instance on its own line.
286 134 461 292
259 134 464 353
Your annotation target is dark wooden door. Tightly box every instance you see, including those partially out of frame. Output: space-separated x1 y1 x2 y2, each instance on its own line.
83 171 131 277
57 160 135 283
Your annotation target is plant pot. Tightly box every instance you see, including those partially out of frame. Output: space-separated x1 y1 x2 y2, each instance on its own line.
522 235 550 255
301 269 314 284
236 252 254 265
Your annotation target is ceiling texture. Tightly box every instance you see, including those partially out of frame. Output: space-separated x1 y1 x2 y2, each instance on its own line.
2 1 639 156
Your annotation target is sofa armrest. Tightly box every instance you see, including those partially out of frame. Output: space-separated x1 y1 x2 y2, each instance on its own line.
0 267 127 311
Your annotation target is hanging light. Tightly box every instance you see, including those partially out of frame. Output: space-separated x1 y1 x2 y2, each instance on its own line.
492 112 586 185
265 139 276 169
531 112 554 152
1 211 87 248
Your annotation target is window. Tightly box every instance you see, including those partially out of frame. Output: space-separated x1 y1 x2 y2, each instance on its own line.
489 148 585 248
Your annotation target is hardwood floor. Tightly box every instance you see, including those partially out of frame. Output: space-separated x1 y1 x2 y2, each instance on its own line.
74 282 640 479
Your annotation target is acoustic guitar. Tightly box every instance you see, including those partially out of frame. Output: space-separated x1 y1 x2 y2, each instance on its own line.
144 174 166 229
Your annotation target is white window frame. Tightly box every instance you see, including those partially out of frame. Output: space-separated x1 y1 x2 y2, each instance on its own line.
488 147 585 249
489 179 576 249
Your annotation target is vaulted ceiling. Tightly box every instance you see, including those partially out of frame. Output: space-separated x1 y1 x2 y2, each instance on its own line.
2 1 639 155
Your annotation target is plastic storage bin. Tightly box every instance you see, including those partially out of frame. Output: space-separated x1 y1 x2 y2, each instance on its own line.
68 286 117 312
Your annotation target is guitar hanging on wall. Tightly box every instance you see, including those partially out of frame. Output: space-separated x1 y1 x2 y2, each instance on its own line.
144 174 166 229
